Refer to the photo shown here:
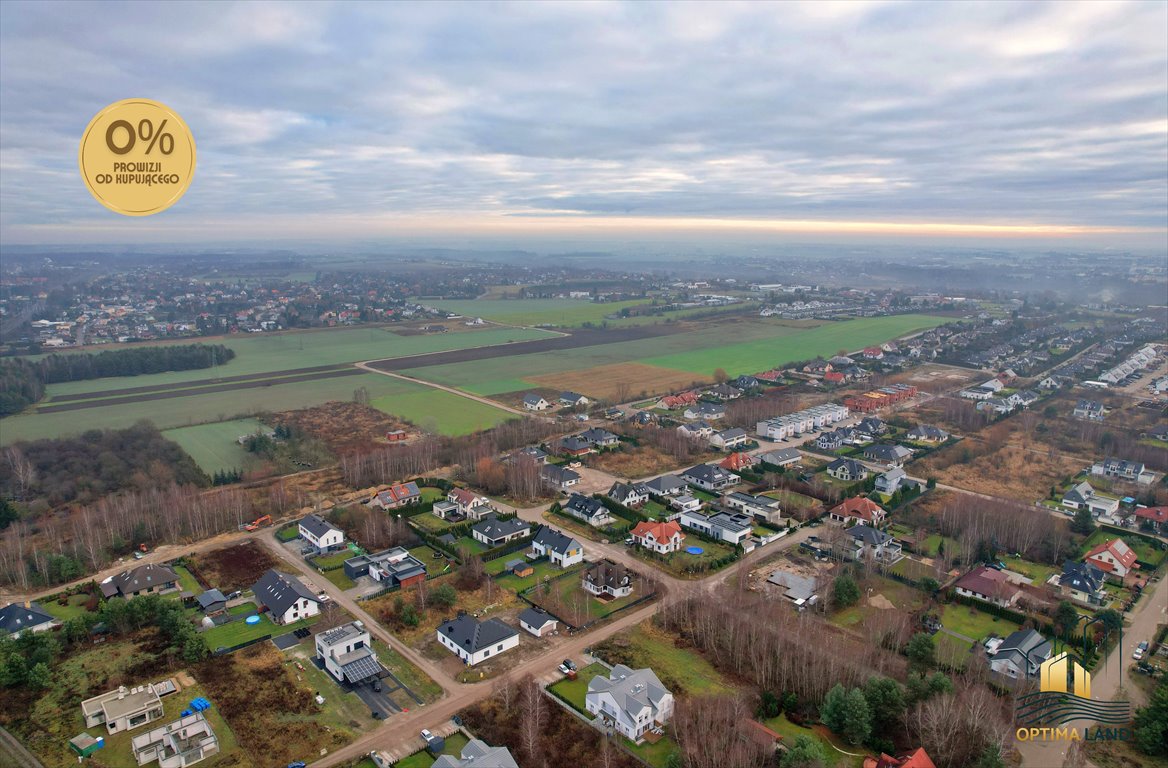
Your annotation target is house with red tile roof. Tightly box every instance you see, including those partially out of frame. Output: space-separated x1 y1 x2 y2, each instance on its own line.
631 520 685 554
719 452 757 472
1084 538 1138 580
828 497 887 526
656 391 700 410
863 747 936 768
1134 506 1168 534
954 566 1021 608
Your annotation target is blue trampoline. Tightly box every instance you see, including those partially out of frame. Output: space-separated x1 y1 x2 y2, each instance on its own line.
685 546 704 555
245 615 261 625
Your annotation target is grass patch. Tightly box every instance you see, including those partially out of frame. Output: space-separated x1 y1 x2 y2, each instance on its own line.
626 734 681 767
762 714 864 768
547 662 608 712
173 564 202 594
312 549 357 569
493 559 576 593
369 388 515 436
322 569 356 590
276 524 300 542
373 641 443 704
202 611 314 650
163 418 265 475
525 570 642 626
939 603 1021 642
935 632 972 670
594 623 732 697
40 593 97 622
1001 554 1058 585
409 513 458 532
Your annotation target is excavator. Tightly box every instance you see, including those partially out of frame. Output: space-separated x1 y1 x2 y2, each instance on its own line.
244 514 272 532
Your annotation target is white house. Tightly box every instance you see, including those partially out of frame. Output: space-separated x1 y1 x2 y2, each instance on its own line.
608 482 650 507
436 615 519 666
988 629 1051 680
251 569 321 625
723 492 783 525
299 514 344 554
448 488 494 519
669 494 702 514
523 394 552 411
630 520 686 553
316 622 381 684
678 510 752 546
709 428 750 450
518 607 557 638
531 525 584 567
586 665 674 742
1084 538 1138 580
0 602 58 638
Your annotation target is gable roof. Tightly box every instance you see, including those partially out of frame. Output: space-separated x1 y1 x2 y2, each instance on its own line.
196 589 227 610
907 424 948 440
518 607 556 629
587 664 671 721
829 497 885 522
375 482 421 505
608 481 649 501
954 566 1018 600
826 458 866 477
681 463 737 484
1084 538 1138 572
864 443 912 461
760 447 801 464
532 525 581 555
541 464 580 484
105 562 179 596
437 615 518 653
564 493 609 520
1061 561 1105 593
644 474 687 494
252 569 319 616
472 514 531 541
300 513 341 539
0 602 56 634
1134 506 1168 524
848 524 893 546
433 739 519 768
631 520 684 542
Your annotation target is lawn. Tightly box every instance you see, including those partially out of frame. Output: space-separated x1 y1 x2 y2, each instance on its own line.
163 418 266 474
889 557 937 582
547 662 608 712
761 488 822 513
201 611 313 650
492 559 576 593
39 592 97 622
762 714 865 768
313 549 358 569
919 533 959 559
409 513 458 532
447 535 488 555
939 603 1020 642
627 734 681 768
322 568 356 590
830 576 926 629
628 538 736 577
276 524 300 542
1001 554 1058 585
369 388 514 436
372 640 444 703
935 631 972 670
595 623 732 696
525 570 642 627
173 564 203 594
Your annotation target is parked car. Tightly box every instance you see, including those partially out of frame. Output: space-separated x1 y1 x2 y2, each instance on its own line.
563 658 578 671
287 762 307 768
1133 641 1149 660
558 664 570 675
421 729 436 744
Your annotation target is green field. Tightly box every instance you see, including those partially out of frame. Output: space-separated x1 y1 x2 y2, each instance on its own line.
939 603 1020 642
401 315 948 397
597 624 732 696
369 388 513 436
163 418 267 474
37 325 555 398
2 373 515 444
428 298 656 326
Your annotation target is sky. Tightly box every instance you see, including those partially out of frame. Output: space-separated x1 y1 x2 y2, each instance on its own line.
1 0 1166 248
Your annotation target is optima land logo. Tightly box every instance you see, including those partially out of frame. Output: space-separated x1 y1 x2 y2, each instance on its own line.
1015 652 1132 743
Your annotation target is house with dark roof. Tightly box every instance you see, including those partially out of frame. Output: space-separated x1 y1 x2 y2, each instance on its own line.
1060 561 1106 606
644 474 688 497
586 665 674 741
583 560 634 598
906 424 949 443
518 607 557 638
988 629 1051 680
863 444 913 466
251 569 321 624
1061 481 1120 518
0 602 57 638
523 394 552 411
195 590 227 616
541 463 581 490
100 563 179 600
954 566 1020 608
826 458 868 482
681 463 739 491
843 525 903 564
710 427 750 450
608 481 650 507
562 494 614 527
471 514 532 547
875 466 908 495
299 513 345 554
433 739 519 768
559 435 596 457
1091 457 1149 483
579 427 620 447
530 525 584 567
343 547 427 588
683 402 726 420
759 447 801 467
559 391 590 408
316 622 381 684
436 615 519 666
512 445 549 464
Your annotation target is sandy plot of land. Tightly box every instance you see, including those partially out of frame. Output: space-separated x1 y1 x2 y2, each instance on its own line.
527 362 706 401
918 442 1087 501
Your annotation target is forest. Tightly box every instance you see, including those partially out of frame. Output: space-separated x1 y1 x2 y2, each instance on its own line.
0 342 235 415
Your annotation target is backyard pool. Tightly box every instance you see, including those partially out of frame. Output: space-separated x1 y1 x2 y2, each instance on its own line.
245 615 260 625
685 546 704 555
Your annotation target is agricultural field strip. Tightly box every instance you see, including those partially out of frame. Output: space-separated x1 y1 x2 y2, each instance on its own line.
41 325 557 398
163 418 267 475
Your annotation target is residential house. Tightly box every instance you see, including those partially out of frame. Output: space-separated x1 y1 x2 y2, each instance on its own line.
677 420 715 439
100 563 179 600
826 458 868 482
518 607 558 638
720 451 757 472
1134 506 1168 534
1060 482 1120 518
82 684 165 734
631 520 685 553
683 402 726 421
608 482 650 508
541 464 581 490
1092 457 1151 484
431 501 462 520
1074 396 1102 422
583 560 635 598
447 488 494 519
343 547 427 588
732 375 761 390
531 525 584 567
471 514 532 547
678 510 752 546
906 424 949 443
710 427 750 450
842 525 903 564
681 463 739 491
988 629 1052 680
251 569 321 624
1060 561 1107 606
863 444 913 466
767 570 819 607
817 431 845 451
862 748 937 768
559 436 595 457
432 740 519 768
704 383 743 400
954 566 1021 607
513 445 549 464
0 602 57 638
560 391 590 408
562 494 615 527
875 467 909 495
857 417 888 436
977 398 1016 416
656 391 699 410
523 394 552 411
316 622 381 684
131 712 218 768
828 497 887 525
1084 538 1138 580
298 514 345 554
194 590 227 617
368 482 422 510
436 615 519 666
723 492 783 525
1015 390 1040 408
759 447 801 467
586 665 674 742
670 494 702 514
580 427 620 448
644 474 688 498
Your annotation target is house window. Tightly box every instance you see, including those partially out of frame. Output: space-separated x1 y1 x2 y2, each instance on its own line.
497 644 503 651
484 650 490 657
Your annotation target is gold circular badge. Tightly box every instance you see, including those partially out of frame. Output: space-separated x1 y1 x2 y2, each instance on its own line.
78 98 196 216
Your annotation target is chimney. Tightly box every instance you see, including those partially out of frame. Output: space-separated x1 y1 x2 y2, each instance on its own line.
25 600 31 609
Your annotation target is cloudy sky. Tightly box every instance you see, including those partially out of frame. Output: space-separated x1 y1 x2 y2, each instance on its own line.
1 0 1165 247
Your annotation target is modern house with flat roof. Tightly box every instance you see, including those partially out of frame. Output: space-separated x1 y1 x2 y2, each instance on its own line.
81 684 165 734
343 547 427 588
316 622 382 684
130 713 219 768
